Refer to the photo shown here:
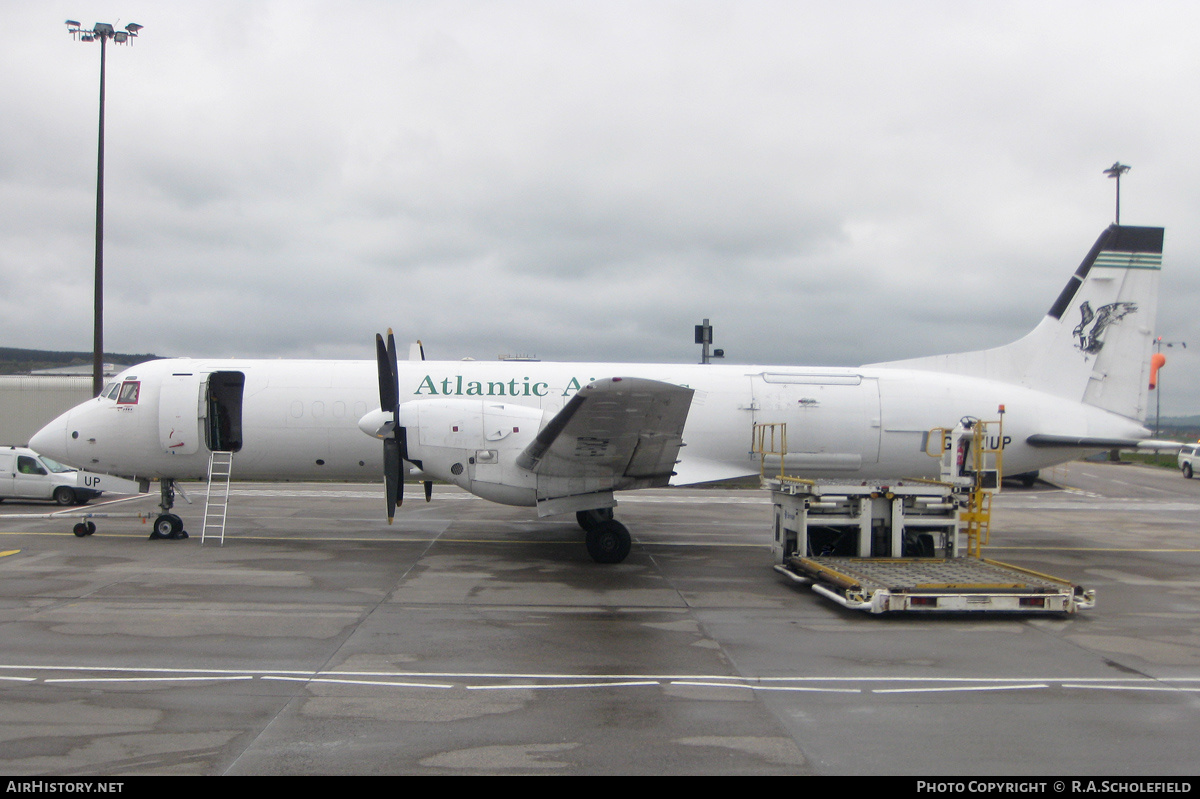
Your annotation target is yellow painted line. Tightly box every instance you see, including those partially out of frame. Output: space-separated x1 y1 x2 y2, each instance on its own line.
0 549 19 558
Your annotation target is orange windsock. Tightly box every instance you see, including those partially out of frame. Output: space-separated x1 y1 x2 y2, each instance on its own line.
1149 352 1166 389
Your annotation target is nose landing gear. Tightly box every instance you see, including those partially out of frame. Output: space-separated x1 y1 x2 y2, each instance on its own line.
149 479 189 540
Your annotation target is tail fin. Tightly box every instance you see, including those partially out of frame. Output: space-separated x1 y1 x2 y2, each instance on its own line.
871 225 1164 421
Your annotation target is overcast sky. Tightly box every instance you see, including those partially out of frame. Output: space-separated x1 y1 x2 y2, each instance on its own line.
3 1 1199 414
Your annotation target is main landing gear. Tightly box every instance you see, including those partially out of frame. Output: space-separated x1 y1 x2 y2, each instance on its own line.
576 508 631 564
150 478 188 540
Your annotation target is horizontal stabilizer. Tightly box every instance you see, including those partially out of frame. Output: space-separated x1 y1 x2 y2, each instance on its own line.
1027 434 1181 452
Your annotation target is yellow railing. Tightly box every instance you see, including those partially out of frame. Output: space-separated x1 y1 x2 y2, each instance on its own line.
926 415 1005 557
751 422 816 485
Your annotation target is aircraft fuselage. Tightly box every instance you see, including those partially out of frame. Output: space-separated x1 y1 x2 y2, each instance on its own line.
31 356 1148 503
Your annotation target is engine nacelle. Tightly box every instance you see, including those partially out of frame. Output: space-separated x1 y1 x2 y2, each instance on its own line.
397 399 545 507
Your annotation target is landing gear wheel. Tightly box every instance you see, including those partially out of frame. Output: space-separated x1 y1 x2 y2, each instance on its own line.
150 513 184 540
576 507 614 531
585 520 631 564
72 521 97 538
53 486 76 506
1184 463 1193 479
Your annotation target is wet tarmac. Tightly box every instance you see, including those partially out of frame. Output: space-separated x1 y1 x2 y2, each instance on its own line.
0 460 1197 775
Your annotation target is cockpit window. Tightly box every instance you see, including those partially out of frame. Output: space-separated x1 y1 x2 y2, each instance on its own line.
101 382 120 400
116 381 141 405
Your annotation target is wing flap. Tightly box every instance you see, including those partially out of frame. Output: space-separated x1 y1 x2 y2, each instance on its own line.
517 377 694 487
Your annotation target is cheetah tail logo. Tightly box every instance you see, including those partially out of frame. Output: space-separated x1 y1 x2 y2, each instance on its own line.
1072 301 1137 355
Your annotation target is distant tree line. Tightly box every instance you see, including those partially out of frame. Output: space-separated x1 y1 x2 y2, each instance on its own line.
0 347 159 375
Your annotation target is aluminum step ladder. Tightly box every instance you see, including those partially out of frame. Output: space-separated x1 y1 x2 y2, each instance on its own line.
201 451 234 545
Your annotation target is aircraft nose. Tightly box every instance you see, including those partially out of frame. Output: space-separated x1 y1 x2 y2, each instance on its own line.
29 409 72 461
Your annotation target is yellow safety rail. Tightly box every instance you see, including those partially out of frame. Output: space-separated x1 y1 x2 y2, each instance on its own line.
925 412 1006 557
751 422 817 485
752 422 787 480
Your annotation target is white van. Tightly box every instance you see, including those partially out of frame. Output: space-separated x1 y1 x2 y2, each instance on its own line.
0 446 102 506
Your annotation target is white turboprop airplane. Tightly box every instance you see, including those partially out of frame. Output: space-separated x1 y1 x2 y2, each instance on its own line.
31 224 1167 562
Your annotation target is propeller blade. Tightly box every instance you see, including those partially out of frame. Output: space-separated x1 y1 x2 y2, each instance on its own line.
376 333 397 412
384 437 402 521
386 330 399 415
376 329 406 521
424 480 433 503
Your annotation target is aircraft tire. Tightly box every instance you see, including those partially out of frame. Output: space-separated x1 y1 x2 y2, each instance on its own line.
54 487 77 506
1184 463 1193 479
576 507 614 531
73 523 89 537
151 513 184 540
585 520 631 564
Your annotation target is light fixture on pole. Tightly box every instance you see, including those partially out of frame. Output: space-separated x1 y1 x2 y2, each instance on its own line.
1103 162 1130 225
65 19 143 396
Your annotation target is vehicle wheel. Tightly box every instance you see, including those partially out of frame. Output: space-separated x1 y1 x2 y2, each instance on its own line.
53 487 76 506
73 523 89 537
576 507 614 531
151 513 184 539
86 521 96 536
585 520 631 564
1184 463 1193 479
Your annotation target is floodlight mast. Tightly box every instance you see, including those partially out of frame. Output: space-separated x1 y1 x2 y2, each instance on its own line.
1103 161 1131 225
65 20 142 396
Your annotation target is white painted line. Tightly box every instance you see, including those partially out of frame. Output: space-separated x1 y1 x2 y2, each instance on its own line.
872 684 1049 694
1061 683 1198 692
262 675 455 689
468 681 659 690
671 681 861 693
0 676 36 682
0 664 316 676
45 675 254 684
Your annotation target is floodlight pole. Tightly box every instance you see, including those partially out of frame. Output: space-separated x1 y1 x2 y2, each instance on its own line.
94 31 106 397
66 20 142 395
1104 162 1131 225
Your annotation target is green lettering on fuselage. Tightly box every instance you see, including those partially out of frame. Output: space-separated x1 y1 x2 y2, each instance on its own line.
410 375 574 398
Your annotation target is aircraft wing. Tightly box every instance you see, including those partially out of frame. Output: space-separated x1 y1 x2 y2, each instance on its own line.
516 377 694 488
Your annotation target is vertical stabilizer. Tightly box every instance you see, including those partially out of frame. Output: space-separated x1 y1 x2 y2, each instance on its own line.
870 225 1163 421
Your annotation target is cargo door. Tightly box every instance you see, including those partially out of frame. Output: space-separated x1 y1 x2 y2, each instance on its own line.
751 372 881 472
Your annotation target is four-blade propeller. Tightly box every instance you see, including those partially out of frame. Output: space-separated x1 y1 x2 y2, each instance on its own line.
374 330 433 523
375 330 404 522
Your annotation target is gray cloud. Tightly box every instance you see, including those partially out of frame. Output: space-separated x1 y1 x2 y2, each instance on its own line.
3 0 1198 414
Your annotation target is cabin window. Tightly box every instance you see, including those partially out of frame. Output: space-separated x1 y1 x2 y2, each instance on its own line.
116 381 141 405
